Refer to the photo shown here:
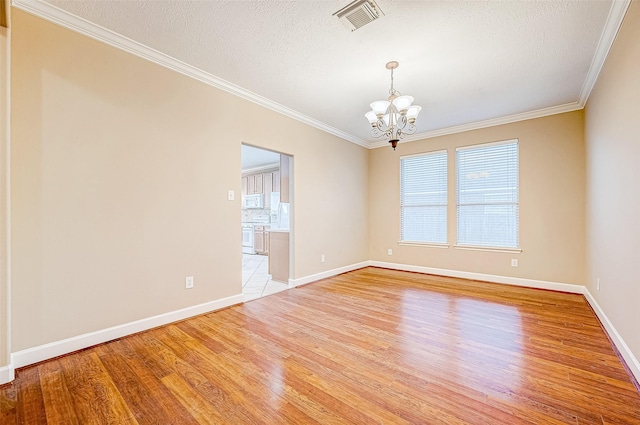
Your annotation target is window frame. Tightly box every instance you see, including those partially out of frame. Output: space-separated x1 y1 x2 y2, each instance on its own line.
455 139 520 252
399 149 449 246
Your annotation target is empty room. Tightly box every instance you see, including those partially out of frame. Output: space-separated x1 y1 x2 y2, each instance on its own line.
0 0 639 423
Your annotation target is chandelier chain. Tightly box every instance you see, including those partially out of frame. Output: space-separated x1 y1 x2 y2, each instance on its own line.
388 67 398 97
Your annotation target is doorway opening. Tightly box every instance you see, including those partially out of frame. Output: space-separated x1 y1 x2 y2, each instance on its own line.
241 144 293 301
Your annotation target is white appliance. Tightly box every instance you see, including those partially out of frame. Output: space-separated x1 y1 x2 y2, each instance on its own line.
270 192 280 222
244 194 263 209
278 202 290 230
268 192 289 230
242 223 255 254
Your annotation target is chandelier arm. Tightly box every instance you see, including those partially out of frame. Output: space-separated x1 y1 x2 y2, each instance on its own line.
397 114 408 129
402 122 417 136
371 125 391 139
366 61 419 149
373 117 396 138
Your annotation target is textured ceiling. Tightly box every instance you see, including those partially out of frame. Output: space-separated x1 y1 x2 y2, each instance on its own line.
28 0 619 147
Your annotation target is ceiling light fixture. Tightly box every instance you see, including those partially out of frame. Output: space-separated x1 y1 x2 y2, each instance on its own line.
365 61 421 150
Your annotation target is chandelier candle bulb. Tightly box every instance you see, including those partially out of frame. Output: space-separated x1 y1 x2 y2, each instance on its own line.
365 61 422 150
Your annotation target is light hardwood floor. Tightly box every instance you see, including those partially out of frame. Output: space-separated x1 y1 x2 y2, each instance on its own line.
2 267 639 424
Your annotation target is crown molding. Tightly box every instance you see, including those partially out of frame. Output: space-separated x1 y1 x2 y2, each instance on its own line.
11 0 369 149
12 0 630 152
241 163 279 176
369 102 583 149
578 0 632 106
367 0 630 150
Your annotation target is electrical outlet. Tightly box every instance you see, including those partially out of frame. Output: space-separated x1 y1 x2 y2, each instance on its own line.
597 278 600 291
185 276 194 289
511 259 518 267
387 249 393 256
321 255 325 263
227 190 235 201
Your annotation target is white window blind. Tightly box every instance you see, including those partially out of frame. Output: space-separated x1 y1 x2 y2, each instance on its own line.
400 151 447 244
456 140 519 249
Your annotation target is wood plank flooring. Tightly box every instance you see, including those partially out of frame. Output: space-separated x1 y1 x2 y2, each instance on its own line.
2 267 640 424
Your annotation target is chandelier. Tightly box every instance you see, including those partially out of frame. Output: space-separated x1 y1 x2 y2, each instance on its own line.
365 61 421 150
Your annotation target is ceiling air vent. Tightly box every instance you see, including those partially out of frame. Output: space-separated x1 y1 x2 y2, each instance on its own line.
333 0 384 32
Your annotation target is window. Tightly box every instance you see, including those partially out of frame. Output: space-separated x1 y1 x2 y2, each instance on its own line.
456 140 519 249
400 150 447 244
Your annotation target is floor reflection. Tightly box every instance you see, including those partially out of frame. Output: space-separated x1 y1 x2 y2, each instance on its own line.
399 287 523 396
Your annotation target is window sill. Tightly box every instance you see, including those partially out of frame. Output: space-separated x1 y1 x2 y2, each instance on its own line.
398 241 450 249
453 245 522 253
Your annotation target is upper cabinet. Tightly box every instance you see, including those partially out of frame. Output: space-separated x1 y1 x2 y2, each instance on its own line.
263 172 273 210
246 174 263 195
241 176 248 199
242 173 265 197
242 168 280 208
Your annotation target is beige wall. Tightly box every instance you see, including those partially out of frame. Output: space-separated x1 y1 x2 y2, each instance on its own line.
584 1 640 362
369 111 586 285
232 105 369 278
0 8 9 367
10 10 368 352
7 0 637 371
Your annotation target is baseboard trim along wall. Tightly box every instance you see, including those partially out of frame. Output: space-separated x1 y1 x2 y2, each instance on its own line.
9 293 244 374
3 262 639 387
583 288 640 384
369 260 639 384
369 261 584 294
0 364 14 384
288 261 370 288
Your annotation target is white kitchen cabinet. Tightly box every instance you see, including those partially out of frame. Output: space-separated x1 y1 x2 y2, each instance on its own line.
246 174 263 195
263 172 273 210
241 176 248 199
242 169 279 210
243 172 275 196
254 174 263 194
254 225 270 255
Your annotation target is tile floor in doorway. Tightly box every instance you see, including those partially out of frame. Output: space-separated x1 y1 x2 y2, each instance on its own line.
242 254 289 301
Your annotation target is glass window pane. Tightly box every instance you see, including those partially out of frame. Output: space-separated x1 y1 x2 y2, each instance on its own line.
401 151 447 243
456 141 519 248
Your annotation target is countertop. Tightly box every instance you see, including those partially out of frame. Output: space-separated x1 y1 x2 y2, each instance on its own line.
242 222 289 232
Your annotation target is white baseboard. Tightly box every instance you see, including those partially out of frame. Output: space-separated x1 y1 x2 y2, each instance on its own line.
370 260 639 384
11 293 244 370
6 259 369 382
289 261 369 288
583 288 640 384
4 263 639 388
369 261 583 294
0 364 14 385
